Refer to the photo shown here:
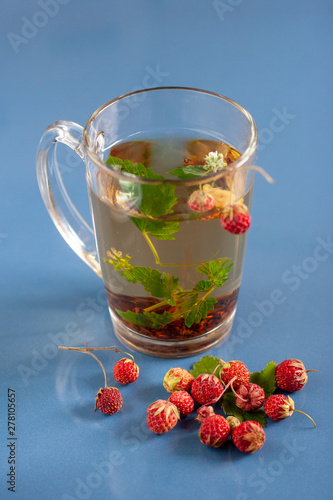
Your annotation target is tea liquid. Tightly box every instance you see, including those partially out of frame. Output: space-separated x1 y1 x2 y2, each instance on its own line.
88 138 253 340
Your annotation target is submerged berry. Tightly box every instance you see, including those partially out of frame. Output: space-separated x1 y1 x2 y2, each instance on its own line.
220 203 251 235
187 189 215 213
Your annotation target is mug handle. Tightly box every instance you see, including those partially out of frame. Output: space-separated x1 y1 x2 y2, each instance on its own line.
36 120 102 278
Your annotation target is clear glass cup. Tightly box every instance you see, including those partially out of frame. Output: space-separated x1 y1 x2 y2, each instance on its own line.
37 87 258 358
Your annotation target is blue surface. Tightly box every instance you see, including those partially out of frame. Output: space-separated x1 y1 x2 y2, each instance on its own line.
1 1 333 499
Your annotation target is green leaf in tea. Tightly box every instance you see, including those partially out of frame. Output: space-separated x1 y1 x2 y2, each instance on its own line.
105 250 233 330
130 218 180 240
105 249 179 302
107 156 180 251
117 309 174 329
167 165 208 179
196 258 233 288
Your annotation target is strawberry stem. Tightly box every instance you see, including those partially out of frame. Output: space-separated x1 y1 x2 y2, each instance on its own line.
142 231 220 268
58 345 135 361
293 408 316 428
305 369 318 373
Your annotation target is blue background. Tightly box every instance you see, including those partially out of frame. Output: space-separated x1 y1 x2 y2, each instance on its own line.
1 1 332 499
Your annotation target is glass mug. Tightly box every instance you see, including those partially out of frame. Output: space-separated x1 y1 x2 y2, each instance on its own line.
37 87 258 358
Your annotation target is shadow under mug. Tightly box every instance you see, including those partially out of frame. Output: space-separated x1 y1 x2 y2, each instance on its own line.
36 87 258 358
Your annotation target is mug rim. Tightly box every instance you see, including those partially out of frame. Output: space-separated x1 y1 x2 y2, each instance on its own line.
82 86 258 186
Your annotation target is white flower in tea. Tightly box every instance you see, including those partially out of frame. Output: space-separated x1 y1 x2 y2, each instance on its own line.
204 151 227 173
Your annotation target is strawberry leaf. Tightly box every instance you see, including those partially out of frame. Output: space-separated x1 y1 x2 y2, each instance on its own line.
222 392 267 427
190 355 221 378
107 156 180 240
250 361 276 398
130 218 180 240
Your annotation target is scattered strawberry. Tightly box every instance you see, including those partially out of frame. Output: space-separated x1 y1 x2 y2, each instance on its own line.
219 360 250 390
163 367 194 393
147 400 180 434
275 359 317 392
227 417 266 454
113 357 139 385
187 189 215 213
264 394 316 427
168 391 194 419
195 405 215 424
198 415 230 448
58 345 126 416
191 373 224 405
235 383 265 411
220 203 251 235
94 387 123 415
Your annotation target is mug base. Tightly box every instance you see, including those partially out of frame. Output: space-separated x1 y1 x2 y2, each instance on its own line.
109 307 236 358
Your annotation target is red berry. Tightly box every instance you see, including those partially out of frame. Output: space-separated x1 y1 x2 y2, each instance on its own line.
113 357 139 385
191 373 224 405
219 360 250 390
264 394 316 426
228 417 266 454
235 383 265 411
220 203 251 234
195 405 215 424
187 189 215 213
275 359 316 392
163 367 194 393
147 400 180 434
94 387 123 415
199 415 230 448
168 391 194 418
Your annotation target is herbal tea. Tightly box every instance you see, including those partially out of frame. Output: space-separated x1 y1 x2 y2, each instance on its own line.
88 138 253 345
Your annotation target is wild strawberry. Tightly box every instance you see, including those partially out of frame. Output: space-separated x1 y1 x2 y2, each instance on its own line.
227 417 266 454
168 391 194 418
235 383 265 411
198 415 230 448
94 387 123 415
187 189 215 213
113 357 139 385
163 367 194 393
146 400 180 434
275 359 317 392
58 344 125 416
219 360 250 390
220 203 251 235
195 405 215 424
191 373 224 405
264 394 316 427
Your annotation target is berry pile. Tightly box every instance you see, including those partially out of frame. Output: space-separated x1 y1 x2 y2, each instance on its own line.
146 356 317 454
